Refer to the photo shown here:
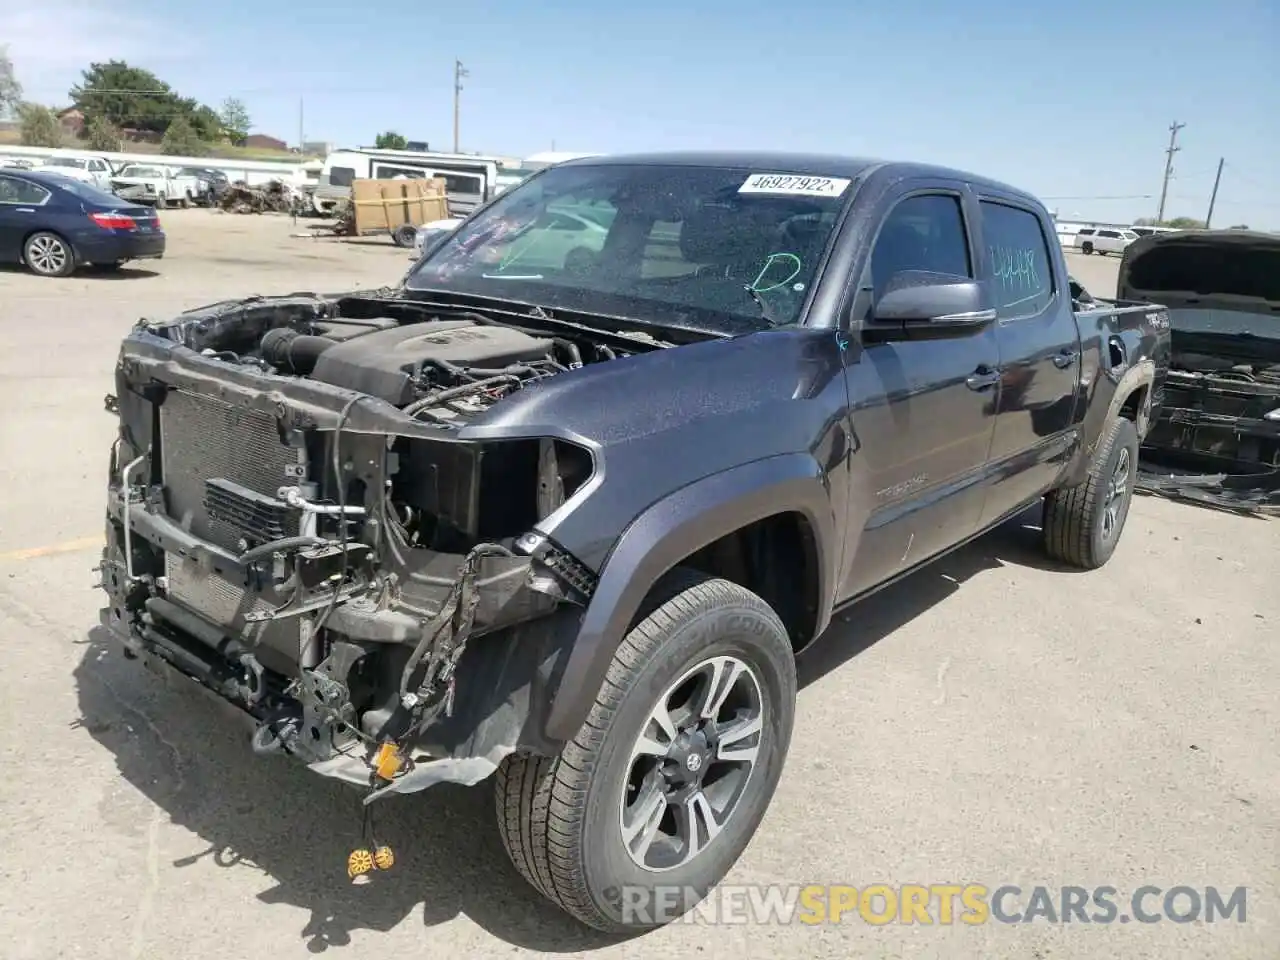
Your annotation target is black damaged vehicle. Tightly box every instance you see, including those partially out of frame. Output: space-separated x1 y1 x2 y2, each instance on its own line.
99 152 1171 931
1118 229 1280 514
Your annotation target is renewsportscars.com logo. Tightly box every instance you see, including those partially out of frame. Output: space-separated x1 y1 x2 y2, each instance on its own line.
613 883 1249 926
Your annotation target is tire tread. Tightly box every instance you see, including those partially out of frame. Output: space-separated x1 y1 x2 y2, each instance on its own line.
494 569 790 931
1043 415 1136 569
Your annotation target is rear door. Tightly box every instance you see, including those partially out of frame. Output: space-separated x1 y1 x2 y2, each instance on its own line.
975 196 1082 525
1096 229 1122 253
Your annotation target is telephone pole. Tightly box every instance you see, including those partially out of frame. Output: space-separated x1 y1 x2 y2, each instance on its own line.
1156 121 1185 223
1204 157 1224 229
453 60 469 153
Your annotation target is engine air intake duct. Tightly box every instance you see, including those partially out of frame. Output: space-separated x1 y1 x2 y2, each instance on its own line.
260 328 338 375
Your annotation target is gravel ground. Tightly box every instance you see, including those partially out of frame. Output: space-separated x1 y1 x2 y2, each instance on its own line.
0 212 1274 960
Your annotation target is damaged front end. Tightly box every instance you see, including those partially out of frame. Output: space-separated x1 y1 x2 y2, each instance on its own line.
98 292 631 802
1117 230 1280 515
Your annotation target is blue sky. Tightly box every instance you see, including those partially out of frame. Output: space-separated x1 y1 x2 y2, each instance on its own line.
4 0 1277 227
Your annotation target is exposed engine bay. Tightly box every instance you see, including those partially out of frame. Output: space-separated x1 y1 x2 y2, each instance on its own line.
100 292 667 800
1116 229 1280 515
1138 339 1280 515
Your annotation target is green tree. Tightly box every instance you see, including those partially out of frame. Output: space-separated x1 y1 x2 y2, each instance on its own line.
160 115 205 156
375 130 407 150
69 61 215 136
188 103 224 141
1164 216 1206 230
219 97 250 143
17 103 63 147
0 45 21 118
83 115 123 152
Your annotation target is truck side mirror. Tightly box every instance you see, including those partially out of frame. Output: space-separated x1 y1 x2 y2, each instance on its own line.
865 272 996 341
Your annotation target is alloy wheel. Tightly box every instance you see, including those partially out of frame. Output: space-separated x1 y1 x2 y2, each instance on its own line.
1101 446 1131 542
619 654 765 872
28 235 69 275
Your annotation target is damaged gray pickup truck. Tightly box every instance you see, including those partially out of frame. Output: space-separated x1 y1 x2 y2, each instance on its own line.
100 152 1170 931
1118 229 1280 514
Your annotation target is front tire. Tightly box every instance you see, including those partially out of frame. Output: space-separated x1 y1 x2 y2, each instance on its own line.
1043 415 1139 569
496 570 797 932
23 231 75 277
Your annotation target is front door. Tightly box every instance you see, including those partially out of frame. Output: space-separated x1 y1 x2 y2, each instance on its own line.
974 197 1082 526
840 187 1001 598
0 173 46 261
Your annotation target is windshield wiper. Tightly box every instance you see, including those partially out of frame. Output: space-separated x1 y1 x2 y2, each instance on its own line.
743 284 778 326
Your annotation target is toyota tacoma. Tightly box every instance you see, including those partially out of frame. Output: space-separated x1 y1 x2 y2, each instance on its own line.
99 152 1170 930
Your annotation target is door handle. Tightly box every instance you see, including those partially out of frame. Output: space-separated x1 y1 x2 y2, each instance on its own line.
1052 349 1078 369
965 367 1000 391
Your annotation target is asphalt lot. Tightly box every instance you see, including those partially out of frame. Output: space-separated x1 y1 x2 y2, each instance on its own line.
0 212 1275 960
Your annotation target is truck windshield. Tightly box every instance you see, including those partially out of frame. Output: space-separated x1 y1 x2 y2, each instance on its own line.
405 163 851 331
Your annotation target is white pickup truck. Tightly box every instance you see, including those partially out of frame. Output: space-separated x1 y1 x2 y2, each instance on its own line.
37 154 115 190
110 163 203 208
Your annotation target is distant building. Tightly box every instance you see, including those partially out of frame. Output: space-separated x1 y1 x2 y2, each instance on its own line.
244 133 288 151
57 107 85 136
301 140 335 157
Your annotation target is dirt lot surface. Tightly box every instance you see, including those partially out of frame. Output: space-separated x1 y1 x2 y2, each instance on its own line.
1 212 1275 960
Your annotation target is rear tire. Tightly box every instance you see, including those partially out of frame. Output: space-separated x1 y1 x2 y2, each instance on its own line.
1043 415 1139 569
495 570 797 932
1081 242 1094 255
392 224 418 248
23 231 75 277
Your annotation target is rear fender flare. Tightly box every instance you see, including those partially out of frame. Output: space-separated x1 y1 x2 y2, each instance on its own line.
1105 357 1157 439
543 453 840 743
1066 358 1155 487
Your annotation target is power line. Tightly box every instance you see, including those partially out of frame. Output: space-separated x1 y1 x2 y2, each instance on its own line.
1040 194 1154 201
1224 163 1274 191
1156 120 1185 222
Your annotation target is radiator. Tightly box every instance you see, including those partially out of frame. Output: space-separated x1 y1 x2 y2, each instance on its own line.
159 388 300 551
158 388 305 669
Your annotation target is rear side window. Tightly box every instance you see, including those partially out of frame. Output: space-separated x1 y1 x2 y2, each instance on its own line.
979 201 1055 320
1099 230 1120 239
870 194 972 298
1077 228 1095 236
329 166 356 187
438 173 483 194
374 164 427 180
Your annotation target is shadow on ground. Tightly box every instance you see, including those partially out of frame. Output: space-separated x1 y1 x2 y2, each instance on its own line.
72 630 622 954
71 505 1058 952
1 263 160 280
797 502 1070 686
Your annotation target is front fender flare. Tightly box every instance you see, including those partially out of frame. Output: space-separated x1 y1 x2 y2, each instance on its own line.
543 453 840 743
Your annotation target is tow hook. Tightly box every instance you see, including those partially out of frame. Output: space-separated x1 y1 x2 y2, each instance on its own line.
251 716 300 756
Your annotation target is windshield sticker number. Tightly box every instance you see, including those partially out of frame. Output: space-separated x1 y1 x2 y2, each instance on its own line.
738 174 851 197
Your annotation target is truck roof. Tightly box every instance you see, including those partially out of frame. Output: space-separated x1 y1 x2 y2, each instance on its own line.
556 151 1039 204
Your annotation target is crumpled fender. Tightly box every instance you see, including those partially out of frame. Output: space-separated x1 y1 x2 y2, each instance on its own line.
543 452 840 743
